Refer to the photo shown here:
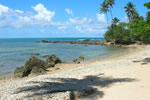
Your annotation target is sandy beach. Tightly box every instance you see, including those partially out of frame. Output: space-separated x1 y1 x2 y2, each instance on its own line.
0 45 150 100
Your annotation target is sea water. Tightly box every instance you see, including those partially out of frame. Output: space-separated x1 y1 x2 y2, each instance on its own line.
0 38 128 77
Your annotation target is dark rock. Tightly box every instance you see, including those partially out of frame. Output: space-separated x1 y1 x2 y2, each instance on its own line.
14 55 62 78
30 67 46 76
82 39 90 42
38 40 109 46
41 54 62 68
47 55 62 64
45 62 55 68
73 59 80 64
143 58 150 63
73 56 84 64
41 55 49 58
41 40 49 43
23 56 47 77
73 59 77 62
79 56 85 61
14 67 25 78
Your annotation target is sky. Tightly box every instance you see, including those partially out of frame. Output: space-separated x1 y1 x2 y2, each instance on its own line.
0 0 149 38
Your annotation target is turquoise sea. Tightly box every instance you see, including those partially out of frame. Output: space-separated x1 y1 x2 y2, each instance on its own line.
0 38 128 77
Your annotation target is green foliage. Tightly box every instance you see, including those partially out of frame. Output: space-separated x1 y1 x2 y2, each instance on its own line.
105 23 133 44
124 2 136 22
104 31 113 42
144 2 150 9
112 17 120 24
103 1 150 44
139 21 150 43
146 11 150 23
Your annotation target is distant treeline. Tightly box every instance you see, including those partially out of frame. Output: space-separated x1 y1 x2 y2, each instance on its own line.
100 0 150 44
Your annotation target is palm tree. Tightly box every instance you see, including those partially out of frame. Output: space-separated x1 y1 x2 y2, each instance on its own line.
107 0 115 20
109 17 119 33
124 2 136 22
100 0 109 26
144 2 150 9
112 17 120 25
144 2 150 22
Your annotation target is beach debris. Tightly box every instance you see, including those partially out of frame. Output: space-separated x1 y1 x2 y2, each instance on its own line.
14 55 62 78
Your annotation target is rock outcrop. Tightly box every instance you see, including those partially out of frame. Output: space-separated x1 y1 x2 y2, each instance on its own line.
14 55 62 78
73 56 85 64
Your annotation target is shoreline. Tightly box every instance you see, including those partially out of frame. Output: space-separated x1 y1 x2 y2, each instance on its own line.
0 44 145 82
0 44 138 83
0 39 142 80
0 45 150 99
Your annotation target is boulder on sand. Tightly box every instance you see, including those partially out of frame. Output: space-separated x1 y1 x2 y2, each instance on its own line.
23 56 47 77
14 55 62 78
79 56 85 61
14 66 25 78
73 56 85 64
47 55 62 64
73 59 81 64
30 67 46 76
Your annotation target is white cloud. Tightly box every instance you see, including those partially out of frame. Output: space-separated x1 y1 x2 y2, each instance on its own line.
0 4 55 28
32 3 55 21
75 24 106 34
69 17 92 24
120 16 129 23
0 4 9 15
0 4 107 34
65 8 73 15
57 14 107 33
96 13 106 22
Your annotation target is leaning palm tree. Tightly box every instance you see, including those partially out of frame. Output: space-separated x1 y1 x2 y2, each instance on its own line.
100 0 109 26
107 0 115 20
124 2 136 22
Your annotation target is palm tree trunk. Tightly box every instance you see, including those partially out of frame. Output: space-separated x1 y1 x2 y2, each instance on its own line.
110 8 113 20
106 12 109 26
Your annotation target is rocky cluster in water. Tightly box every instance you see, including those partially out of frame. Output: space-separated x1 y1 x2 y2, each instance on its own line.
37 39 113 46
14 55 62 78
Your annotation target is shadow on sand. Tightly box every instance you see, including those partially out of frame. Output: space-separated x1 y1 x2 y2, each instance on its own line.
14 74 136 100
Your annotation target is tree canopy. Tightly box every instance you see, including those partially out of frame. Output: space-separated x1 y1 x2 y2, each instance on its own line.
101 1 150 44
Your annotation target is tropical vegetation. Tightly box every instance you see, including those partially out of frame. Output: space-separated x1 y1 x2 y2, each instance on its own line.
100 0 150 44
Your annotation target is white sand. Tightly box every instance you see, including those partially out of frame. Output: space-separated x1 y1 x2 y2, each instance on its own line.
0 45 150 100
